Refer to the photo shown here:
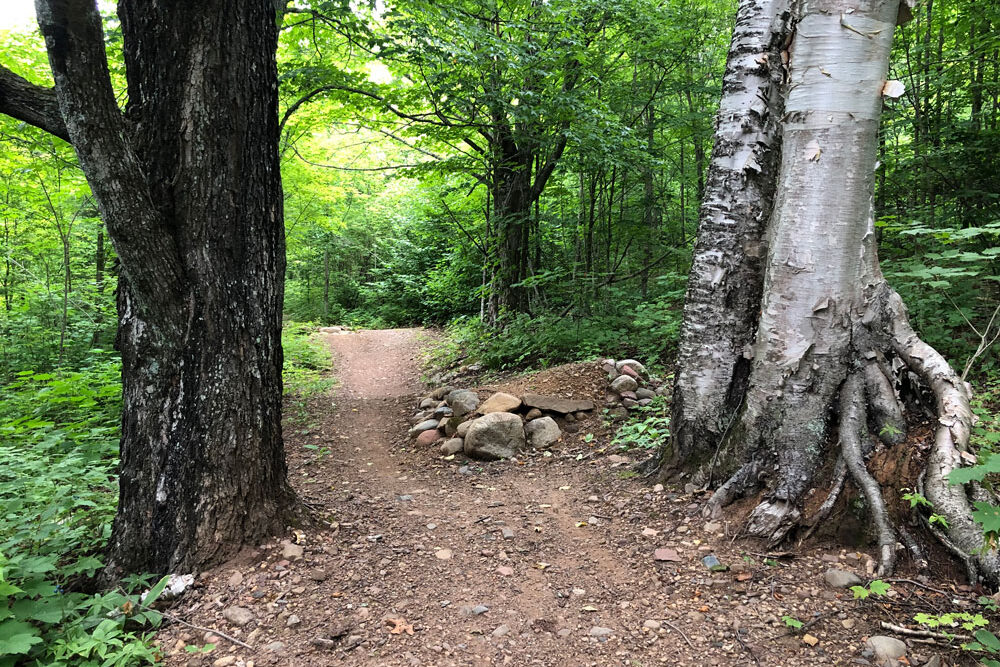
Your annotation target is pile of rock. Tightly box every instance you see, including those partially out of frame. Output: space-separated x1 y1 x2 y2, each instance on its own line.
408 388 594 461
601 358 667 420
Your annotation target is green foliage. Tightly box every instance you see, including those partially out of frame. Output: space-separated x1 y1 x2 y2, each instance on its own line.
611 396 671 451
850 580 891 600
782 615 803 630
0 357 162 665
282 322 336 425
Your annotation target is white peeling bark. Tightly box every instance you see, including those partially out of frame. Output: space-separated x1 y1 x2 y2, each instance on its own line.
725 0 901 538
667 0 791 473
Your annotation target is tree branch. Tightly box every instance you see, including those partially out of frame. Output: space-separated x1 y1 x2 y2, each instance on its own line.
0 64 69 142
35 0 186 324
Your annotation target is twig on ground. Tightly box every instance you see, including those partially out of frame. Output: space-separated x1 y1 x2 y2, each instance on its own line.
160 610 254 650
663 620 695 650
885 578 951 597
879 620 969 641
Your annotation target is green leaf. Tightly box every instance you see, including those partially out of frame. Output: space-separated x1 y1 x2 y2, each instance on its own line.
142 575 171 607
868 580 891 596
972 502 1000 535
0 620 43 655
975 629 1000 653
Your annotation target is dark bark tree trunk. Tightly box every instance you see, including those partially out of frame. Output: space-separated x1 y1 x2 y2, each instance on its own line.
663 0 1000 585
4 0 297 577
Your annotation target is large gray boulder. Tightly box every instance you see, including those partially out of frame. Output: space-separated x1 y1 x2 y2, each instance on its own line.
464 412 525 461
446 389 480 417
525 416 561 449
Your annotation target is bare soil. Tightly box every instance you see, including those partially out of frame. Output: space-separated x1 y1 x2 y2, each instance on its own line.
157 328 983 667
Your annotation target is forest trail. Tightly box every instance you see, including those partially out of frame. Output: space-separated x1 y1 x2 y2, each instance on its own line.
158 329 954 667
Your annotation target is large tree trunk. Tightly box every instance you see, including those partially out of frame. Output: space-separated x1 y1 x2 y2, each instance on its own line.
25 0 296 577
665 0 1000 585
668 0 791 469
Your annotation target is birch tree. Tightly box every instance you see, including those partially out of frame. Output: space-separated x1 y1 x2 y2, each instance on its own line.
666 0 1000 583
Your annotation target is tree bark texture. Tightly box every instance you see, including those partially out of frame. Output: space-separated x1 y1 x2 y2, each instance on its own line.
25 0 296 577
668 0 791 469
665 0 1000 584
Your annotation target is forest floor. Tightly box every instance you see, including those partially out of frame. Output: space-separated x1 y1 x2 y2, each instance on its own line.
156 328 981 667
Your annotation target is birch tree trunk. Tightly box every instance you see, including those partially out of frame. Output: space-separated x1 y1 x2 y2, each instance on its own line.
666 0 1000 584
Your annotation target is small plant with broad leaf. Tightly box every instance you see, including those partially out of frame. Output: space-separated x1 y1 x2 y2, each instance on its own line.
610 396 671 451
850 579 891 601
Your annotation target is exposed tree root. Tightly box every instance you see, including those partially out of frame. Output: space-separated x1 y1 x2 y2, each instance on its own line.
703 462 760 520
839 371 896 577
801 457 846 541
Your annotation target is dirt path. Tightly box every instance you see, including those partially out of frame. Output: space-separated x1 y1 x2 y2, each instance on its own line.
159 329 969 667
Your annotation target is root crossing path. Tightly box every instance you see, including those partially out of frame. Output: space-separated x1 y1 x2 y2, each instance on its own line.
160 329 959 667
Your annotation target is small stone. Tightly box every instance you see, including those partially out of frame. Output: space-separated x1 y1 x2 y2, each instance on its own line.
802 634 819 646
557 628 572 638
642 527 659 537
636 388 656 400
286 614 301 628
222 606 254 627
823 568 863 588
492 624 510 637
501 527 515 540
415 428 443 446
212 658 236 667
440 438 464 455
654 548 681 562
472 605 489 615
496 566 514 576
226 571 243 588
420 397 435 409
643 620 661 631
524 408 543 421
703 522 722 534
564 412 577 423
841 618 855 629
265 641 286 653
408 419 440 438
589 626 614 638
611 375 638 393
309 569 327 582
866 636 907 662
435 548 453 560
652 484 664 493
687 611 705 622
456 419 473 438
398 494 414 502
281 542 304 560
479 392 522 414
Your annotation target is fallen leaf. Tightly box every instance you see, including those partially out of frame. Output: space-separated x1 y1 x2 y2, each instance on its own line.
576 521 588 527
654 548 682 562
386 617 414 635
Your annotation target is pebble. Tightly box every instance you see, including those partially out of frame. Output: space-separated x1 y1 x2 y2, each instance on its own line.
435 548 453 560
643 620 661 631
286 614 301 628
865 636 907 662
802 634 818 646
264 641 285 653
687 611 705 622
222 606 254 627
472 605 489 615
823 568 863 588
496 566 514 576
501 527 515 540
492 624 510 637
212 658 236 667
226 571 243 588
589 626 614 637
281 542 304 560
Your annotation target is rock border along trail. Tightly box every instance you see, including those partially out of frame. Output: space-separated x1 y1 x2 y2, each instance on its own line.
157 328 967 667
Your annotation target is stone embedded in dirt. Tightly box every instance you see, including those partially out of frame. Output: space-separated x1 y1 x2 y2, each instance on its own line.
802 634 819 646
226 571 243 588
415 429 443 447
564 412 577 423
222 606 254 627
472 604 489 615
522 393 594 414
286 614 302 627
600 359 617 373
643 620 661 631
642 527 659 537
701 554 725 570
687 611 705 622
309 569 328 582
501 527 515 540
464 412 526 461
573 411 588 421
430 385 455 400
866 636 907 662
525 416 562 449
841 618 855 629
446 389 480 417
435 548 453 560
212 657 236 667
496 565 514 576
419 397 435 409
616 359 648 377
653 548 681 562
264 641 286 653
441 438 464 455
605 392 621 406
524 408 543 421
704 522 723 534
479 392 522 414
408 419 440 438
823 568 863 588
636 388 656 400
492 624 510 637
610 375 638 394
281 541 304 560
589 626 614 638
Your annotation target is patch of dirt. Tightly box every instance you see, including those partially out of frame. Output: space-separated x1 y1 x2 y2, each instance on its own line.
156 329 981 667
